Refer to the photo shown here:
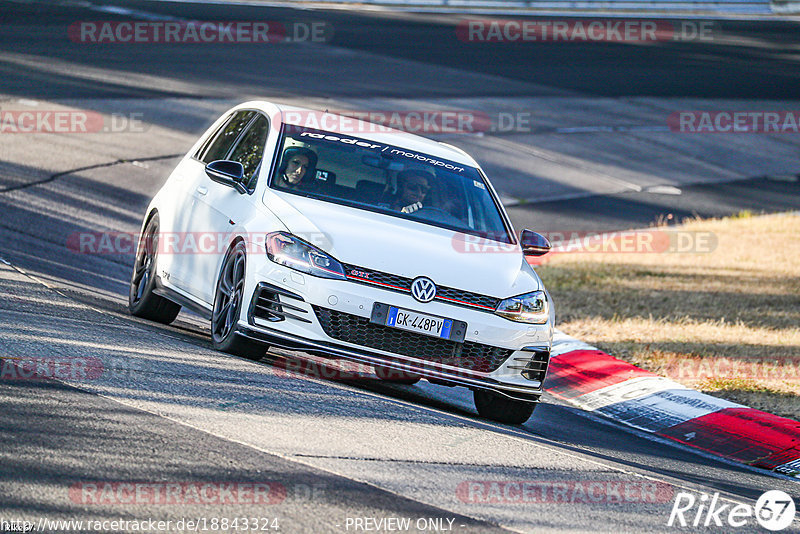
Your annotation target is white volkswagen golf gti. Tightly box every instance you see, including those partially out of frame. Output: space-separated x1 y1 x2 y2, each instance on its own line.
129 101 554 424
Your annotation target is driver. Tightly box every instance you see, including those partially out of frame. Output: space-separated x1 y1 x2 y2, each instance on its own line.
275 146 318 191
391 169 433 214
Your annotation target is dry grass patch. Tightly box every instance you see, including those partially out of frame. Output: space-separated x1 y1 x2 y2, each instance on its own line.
538 212 800 420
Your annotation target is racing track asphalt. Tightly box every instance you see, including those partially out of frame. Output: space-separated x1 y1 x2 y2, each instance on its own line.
1 1 799 532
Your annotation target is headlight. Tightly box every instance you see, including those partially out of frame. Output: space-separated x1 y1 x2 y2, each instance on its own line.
494 291 549 324
265 232 346 280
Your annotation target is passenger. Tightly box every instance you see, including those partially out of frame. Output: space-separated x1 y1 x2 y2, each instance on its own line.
390 169 433 214
275 146 318 191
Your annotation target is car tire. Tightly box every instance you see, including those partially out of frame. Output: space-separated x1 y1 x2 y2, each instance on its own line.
211 242 266 360
473 390 536 425
374 365 421 385
129 215 181 324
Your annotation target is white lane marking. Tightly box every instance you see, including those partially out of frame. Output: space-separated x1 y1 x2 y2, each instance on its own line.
555 125 671 134
91 4 181 20
491 136 644 193
766 174 800 182
494 181 685 207
645 185 682 195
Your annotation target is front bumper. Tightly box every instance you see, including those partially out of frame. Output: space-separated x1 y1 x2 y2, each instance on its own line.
239 264 552 402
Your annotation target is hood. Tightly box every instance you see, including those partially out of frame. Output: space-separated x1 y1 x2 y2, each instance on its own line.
263 192 541 299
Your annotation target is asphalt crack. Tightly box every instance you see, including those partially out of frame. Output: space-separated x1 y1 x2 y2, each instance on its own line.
291 453 622 471
0 153 182 193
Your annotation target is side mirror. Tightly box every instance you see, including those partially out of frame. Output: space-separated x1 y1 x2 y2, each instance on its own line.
205 160 247 194
520 229 551 257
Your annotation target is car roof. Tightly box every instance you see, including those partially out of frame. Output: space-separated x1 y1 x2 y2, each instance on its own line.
237 100 480 168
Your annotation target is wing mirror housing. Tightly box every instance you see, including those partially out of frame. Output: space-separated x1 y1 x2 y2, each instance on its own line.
205 160 247 194
520 229 551 257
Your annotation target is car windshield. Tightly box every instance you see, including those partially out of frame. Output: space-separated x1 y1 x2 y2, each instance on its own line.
269 125 512 243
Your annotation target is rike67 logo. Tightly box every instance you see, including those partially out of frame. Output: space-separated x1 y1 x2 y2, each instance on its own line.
668 490 796 531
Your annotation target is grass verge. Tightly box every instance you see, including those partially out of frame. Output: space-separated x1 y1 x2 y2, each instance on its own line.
536 211 800 420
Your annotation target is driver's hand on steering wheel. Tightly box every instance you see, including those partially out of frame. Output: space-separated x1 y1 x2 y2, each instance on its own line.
401 202 423 214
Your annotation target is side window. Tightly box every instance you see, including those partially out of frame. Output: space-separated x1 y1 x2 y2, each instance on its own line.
195 114 232 160
228 114 269 188
199 110 256 164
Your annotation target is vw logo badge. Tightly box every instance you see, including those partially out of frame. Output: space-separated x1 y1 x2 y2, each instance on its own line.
411 276 437 303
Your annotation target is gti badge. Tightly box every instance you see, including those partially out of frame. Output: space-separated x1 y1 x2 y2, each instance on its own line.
411 276 436 303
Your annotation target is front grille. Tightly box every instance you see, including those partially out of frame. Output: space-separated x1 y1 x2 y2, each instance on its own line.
344 266 411 292
342 263 501 312
435 286 500 310
313 306 514 373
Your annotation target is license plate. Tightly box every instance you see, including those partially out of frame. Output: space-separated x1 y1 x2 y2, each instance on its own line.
369 303 467 343
386 306 453 339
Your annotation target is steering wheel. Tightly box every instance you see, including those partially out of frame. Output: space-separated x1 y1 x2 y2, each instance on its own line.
412 206 462 225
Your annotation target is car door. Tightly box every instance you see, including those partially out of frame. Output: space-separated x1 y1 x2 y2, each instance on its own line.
169 110 257 300
187 112 270 306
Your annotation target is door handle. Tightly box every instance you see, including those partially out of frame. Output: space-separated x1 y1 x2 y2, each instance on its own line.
196 186 208 196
